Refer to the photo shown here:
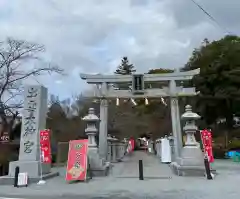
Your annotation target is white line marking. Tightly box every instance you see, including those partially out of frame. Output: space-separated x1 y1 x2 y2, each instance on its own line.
0 197 25 199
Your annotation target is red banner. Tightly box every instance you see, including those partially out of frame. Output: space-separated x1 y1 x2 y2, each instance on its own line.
130 138 135 152
65 139 88 182
40 129 52 164
200 129 214 163
127 138 135 153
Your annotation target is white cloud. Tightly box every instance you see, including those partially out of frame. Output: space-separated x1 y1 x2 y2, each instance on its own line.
0 0 239 99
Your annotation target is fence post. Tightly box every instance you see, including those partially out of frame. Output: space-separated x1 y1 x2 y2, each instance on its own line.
204 154 213 180
139 160 144 180
14 166 20 187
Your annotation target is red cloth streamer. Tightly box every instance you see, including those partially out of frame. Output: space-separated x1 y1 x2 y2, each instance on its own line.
200 129 214 163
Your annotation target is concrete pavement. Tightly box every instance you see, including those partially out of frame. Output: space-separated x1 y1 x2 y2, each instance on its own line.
0 151 240 198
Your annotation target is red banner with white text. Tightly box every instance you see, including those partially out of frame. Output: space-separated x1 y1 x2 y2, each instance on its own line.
65 139 88 182
200 129 214 163
40 129 52 164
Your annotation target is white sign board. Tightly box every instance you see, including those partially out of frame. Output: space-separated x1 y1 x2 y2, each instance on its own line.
17 172 28 187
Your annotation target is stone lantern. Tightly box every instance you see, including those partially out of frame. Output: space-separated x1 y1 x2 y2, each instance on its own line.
171 105 205 176
181 105 200 147
82 108 99 148
82 108 110 176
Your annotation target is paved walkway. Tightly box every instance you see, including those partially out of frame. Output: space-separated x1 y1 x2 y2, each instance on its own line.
110 151 173 179
0 152 240 198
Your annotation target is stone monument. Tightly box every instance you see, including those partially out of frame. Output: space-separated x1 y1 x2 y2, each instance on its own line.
155 138 162 158
0 85 58 185
107 137 119 163
171 105 205 176
82 108 110 176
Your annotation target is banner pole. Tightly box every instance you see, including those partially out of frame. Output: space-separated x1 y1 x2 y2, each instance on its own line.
38 130 46 185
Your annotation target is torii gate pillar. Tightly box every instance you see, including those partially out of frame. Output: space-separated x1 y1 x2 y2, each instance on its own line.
99 84 109 159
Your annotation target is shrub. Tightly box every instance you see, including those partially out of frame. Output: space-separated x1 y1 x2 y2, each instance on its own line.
228 139 240 150
213 148 227 159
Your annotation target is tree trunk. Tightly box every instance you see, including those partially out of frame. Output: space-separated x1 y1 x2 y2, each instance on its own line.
0 115 8 139
0 112 18 141
224 99 233 149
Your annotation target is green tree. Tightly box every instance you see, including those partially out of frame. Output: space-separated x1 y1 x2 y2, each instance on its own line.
183 35 240 129
114 57 136 90
148 68 174 74
115 56 136 75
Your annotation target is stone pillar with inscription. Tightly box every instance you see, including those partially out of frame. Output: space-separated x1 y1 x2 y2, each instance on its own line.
9 85 50 178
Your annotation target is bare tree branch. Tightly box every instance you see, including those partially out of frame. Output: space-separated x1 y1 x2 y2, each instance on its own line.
0 37 64 139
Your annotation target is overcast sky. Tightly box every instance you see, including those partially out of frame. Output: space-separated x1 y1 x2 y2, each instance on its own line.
0 0 239 100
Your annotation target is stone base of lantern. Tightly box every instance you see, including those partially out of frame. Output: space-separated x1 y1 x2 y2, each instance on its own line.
170 162 206 176
0 160 59 185
170 146 206 177
88 148 110 177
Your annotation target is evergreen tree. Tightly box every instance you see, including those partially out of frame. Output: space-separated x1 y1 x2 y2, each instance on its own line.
183 35 240 128
115 57 136 75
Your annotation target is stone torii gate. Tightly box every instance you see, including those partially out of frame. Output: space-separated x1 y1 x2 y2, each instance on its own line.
80 68 200 160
